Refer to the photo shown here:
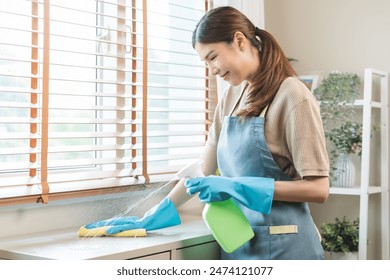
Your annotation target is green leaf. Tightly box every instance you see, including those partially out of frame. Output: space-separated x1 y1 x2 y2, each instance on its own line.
320 216 359 252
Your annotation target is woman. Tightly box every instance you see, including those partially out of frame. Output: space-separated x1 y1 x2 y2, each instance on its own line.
84 6 329 260
184 5 330 260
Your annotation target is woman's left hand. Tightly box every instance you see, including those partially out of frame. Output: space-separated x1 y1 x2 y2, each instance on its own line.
185 175 274 214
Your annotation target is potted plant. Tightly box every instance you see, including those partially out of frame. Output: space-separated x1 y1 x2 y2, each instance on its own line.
313 72 361 129
327 121 363 187
320 216 359 260
328 121 363 156
313 72 361 184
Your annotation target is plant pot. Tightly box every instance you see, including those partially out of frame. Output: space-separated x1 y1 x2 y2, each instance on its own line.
328 251 358 260
334 154 356 187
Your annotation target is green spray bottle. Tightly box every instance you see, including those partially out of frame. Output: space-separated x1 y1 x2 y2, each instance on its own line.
176 161 254 253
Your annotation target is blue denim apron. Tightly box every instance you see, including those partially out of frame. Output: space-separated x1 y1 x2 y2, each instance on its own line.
217 116 324 260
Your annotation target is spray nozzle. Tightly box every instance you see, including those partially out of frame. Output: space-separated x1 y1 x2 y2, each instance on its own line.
175 160 205 180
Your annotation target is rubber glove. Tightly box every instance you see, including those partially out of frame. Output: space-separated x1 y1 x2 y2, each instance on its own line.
185 176 274 214
84 197 181 234
84 216 138 228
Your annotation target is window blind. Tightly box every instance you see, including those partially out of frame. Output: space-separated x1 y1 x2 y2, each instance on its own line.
0 0 215 204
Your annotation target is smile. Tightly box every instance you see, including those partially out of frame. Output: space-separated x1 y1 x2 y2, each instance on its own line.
221 72 229 80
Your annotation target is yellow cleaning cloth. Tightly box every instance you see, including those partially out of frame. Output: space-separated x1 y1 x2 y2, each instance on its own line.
78 226 147 237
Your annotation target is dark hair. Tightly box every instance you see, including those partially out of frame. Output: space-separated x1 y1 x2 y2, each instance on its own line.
193 6 297 118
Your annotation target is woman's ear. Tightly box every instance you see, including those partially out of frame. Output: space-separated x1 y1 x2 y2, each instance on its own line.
233 31 247 51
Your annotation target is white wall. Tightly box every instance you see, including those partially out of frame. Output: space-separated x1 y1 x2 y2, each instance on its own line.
264 0 390 259
264 0 390 76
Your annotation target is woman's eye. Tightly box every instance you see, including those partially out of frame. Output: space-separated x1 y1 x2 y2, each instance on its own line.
210 56 217 61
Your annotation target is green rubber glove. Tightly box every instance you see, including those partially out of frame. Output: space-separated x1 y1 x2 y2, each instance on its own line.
185 176 274 214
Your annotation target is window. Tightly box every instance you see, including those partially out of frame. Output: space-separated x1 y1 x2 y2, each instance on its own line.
0 0 215 204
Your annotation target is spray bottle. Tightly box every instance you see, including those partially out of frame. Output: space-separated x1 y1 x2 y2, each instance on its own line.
176 161 254 253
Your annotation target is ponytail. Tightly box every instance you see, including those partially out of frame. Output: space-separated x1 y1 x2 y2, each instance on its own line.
237 28 297 119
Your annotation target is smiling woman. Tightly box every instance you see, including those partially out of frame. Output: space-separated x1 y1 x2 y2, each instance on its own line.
0 0 215 205
179 6 329 260
194 37 260 86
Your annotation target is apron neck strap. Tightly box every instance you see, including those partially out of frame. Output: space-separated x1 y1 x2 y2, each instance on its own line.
228 82 249 116
228 83 271 118
259 104 269 118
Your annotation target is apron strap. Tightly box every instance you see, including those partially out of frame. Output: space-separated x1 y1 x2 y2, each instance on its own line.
259 104 269 118
228 82 270 118
228 82 248 116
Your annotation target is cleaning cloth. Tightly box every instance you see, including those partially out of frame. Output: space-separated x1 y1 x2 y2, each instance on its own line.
78 226 147 237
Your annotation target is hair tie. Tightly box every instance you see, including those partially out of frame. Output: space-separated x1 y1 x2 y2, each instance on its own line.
252 27 262 50
255 27 261 36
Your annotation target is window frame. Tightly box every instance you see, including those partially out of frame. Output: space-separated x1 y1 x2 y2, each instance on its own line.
0 0 215 206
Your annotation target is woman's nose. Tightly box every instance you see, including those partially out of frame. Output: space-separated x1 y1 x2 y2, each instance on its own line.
209 64 219 76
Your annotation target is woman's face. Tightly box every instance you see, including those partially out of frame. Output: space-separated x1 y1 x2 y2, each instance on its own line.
194 34 259 86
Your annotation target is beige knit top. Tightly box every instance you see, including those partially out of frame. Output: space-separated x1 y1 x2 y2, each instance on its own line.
206 77 329 180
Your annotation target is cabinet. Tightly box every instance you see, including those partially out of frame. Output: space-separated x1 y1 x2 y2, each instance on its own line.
173 241 221 260
129 241 220 260
328 68 389 259
131 251 171 260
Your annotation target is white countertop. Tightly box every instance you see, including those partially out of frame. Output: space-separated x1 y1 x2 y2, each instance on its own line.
0 217 214 260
